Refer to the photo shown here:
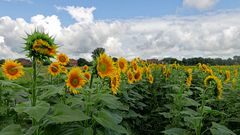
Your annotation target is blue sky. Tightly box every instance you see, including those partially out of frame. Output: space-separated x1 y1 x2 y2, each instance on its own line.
1 0 240 26
0 0 240 60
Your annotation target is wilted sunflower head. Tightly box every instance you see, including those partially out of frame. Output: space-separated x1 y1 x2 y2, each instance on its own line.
57 53 69 66
24 31 58 61
48 62 61 76
2 59 24 80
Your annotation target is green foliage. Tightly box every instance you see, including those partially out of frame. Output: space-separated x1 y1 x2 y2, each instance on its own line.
77 58 92 66
91 47 105 60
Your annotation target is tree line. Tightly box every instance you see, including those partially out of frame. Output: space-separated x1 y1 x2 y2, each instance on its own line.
0 47 240 66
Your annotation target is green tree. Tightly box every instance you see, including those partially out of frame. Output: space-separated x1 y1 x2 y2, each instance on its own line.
91 47 105 60
77 58 92 66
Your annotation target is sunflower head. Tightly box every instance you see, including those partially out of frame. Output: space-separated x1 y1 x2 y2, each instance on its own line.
66 67 86 93
84 72 91 81
111 72 120 95
24 31 58 61
97 53 115 78
57 53 69 66
127 70 134 84
48 62 61 76
131 60 138 71
83 65 89 71
117 57 128 73
224 70 231 83
2 59 24 80
134 68 142 82
60 66 68 74
204 75 223 99
148 74 154 84
234 68 238 78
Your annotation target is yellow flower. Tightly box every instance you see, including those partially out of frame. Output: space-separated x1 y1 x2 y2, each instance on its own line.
204 75 223 99
127 70 134 84
57 53 69 66
165 69 171 80
70 89 80 94
32 39 57 57
224 70 231 83
145 66 151 77
234 68 238 78
148 74 154 84
134 68 142 82
1 59 24 80
48 62 61 76
232 78 237 89
83 65 89 71
117 57 128 73
66 67 86 93
60 66 68 74
84 72 91 81
97 53 115 78
186 68 193 87
111 72 120 95
131 60 138 71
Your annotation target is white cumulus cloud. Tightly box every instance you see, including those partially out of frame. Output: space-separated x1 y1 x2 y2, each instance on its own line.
56 6 96 24
0 6 240 61
183 0 219 10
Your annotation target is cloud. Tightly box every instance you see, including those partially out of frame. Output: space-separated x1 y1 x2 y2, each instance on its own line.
183 0 219 10
0 36 21 59
56 6 96 24
0 6 240 61
0 0 32 4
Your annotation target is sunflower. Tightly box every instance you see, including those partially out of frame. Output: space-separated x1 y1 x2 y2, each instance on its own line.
186 68 193 87
66 67 86 93
57 53 69 65
24 31 58 61
83 65 89 71
234 68 238 78
224 70 231 83
70 89 80 94
48 62 61 76
60 66 68 74
32 39 57 57
97 53 115 78
145 66 151 77
134 68 142 82
204 75 223 99
131 60 138 71
84 72 91 81
127 70 134 84
148 74 154 84
117 57 128 73
2 59 24 80
111 73 120 95
232 78 237 89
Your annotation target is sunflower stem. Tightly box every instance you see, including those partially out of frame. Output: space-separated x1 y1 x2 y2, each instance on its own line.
89 73 94 88
32 56 38 134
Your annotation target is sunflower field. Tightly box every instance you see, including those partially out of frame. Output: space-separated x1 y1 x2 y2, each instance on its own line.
0 31 240 135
